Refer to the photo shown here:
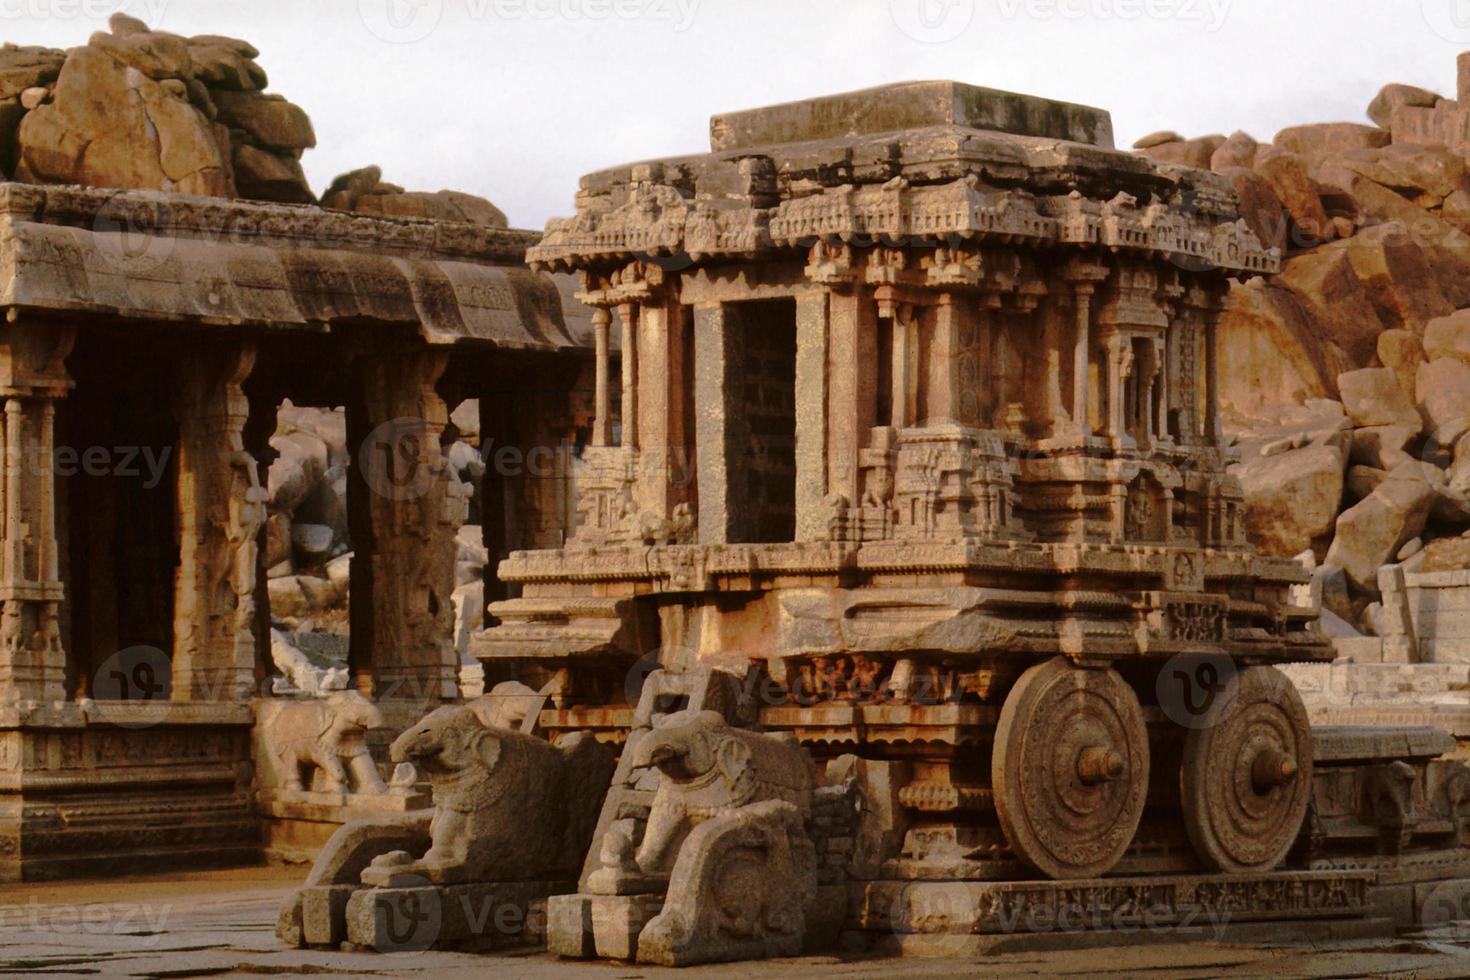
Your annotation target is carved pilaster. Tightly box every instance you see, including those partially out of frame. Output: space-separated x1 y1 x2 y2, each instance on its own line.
1065 261 1110 439
0 321 74 707
171 343 264 702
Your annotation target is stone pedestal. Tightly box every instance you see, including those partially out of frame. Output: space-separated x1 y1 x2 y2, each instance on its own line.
343 880 565 952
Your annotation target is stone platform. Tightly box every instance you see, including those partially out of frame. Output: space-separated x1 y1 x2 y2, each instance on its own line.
9 866 1470 977
860 870 1377 943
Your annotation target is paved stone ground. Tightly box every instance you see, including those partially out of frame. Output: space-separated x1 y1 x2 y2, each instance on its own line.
5 866 1470 978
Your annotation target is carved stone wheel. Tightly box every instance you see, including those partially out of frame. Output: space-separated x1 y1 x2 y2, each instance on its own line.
1180 665 1313 874
991 657 1149 880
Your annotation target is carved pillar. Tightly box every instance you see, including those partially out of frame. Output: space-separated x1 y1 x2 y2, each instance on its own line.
794 291 830 542
171 343 264 702
347 348 468 703
633 297 689 524
890 304 915 429
0 322 74 707
619 303 639 451
827 289 879 506
1204 304 1222 446
1151 336 1168 447
1072 283 1096 437
1104 333 1130 442
591 308 613 448
694 303 737 545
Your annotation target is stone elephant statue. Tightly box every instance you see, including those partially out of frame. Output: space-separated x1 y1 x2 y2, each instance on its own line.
358 702 613 887
266 690 386 795
628 709 814 875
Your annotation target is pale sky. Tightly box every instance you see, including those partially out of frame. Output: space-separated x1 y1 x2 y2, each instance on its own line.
5 0 1462 229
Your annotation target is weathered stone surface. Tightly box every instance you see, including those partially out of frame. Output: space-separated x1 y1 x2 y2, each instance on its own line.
1422 536 1470 571
1223 167 1286 251
1424 310 1470 364
1346 465 1389 502
1220 225 1452 413
17 46 234 196
1351 425 1419 471
213 90 315 151
1234 444 1345 557
1257 150 1333 245
709 81 1116 152
1417 358 1470 447
1368 83 1441 128
187 33 267 90
1378 329 1427 396
1452 432 1470 493
322 165 509 228
1445 190 1470 235
87 23 193 80
1132 129 1181 149
1210 130 1258 172
1232 398 1352 462
291 522 335 564
268 574 339 620
0 43 65 99
1142 133 1224 169
1274 122 1391 158
233 142 314 204
1339 367 1421 428
269 431 328 514
1336 145 1468 208
1326 473 1437 593
356 188 508 227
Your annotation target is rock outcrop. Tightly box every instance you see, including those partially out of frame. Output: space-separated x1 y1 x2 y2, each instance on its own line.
1151 52 1470 635
2 16 515 224
1135 63 1470 419
321 165 509 227
9 15 313 202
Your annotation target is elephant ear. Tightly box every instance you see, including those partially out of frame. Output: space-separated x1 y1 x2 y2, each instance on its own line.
715 735 752 786
315 697 339 739
469 728 503 772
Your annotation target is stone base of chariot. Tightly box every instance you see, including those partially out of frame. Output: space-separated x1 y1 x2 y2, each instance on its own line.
858 870 1383 955
285 878 565 951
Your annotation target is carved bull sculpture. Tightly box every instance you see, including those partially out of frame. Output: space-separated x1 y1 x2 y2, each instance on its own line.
267 690 386 795
629 709 814 875
361 703 614 886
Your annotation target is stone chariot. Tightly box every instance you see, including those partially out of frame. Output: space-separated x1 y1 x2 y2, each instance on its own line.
477 81 1330 891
